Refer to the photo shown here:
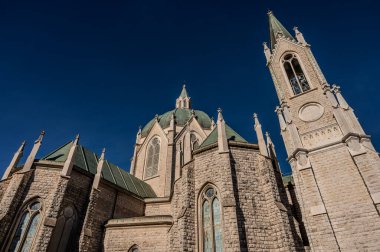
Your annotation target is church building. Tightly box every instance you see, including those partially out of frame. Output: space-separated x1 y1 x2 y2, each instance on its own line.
1 11 380 252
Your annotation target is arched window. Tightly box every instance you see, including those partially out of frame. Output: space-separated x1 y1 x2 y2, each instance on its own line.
129 245 140 252
190 133 200 151
201 186 223 252
47 205 77 252
282 54 310 95
145 137 160 179
7 199 43 252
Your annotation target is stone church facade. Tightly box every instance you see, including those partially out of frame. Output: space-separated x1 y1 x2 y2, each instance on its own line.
1 12 380 252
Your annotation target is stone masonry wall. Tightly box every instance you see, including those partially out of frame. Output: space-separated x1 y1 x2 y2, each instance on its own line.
193 147 241 251
302 144 380 251
229 146 299 251
168 161 195 251
0 178 11 202
0 171 33 249
104 225 170 251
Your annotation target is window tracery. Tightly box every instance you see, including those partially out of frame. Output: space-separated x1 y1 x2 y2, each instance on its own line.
190 133 200 151
200 186 223 252
145 137 160 179
8 199 43 252
282 53 310 95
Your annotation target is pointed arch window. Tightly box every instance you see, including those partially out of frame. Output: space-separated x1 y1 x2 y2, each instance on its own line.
190 133 200 151
282 54 310 95
201 186 223 252
47 205 77 252
145 137 160 179
7 199 43 252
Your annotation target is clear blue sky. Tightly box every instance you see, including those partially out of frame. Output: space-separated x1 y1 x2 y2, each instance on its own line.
0 0 379 176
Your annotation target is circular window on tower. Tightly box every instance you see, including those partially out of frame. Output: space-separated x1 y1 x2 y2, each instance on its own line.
298 102 324 122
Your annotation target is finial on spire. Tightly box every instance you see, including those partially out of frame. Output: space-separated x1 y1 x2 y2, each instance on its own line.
100 148 106 159
253 113 259 125
36 130 45 143
293 26 307 45
267 10 273 16
263 42 272 63
217 108 224 122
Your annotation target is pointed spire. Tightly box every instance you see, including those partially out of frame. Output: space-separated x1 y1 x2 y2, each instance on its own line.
293 26 307 45
263 42 272 63
22 131 45 172
268 11 294 49
180 84 189 98
61 134 79 177
217 108 229 153
2 141 26 180
176 84 191 109
253 114 268 157
265 131 277 158
93 148 105 189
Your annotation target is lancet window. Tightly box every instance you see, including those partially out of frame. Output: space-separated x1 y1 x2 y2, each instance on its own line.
145 137 160 178
190 133 200 151
7 199 43 252
201 186 223 252
282 53 310 95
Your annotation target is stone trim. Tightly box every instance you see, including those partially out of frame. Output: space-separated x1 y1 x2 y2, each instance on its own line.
144 197 170 203
105 215 173 228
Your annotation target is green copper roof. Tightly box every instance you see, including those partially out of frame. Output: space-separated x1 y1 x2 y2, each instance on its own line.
282 175 294 186
198 124 248 149
180 85 189 98
42 142 156 198
268 11 294 49
141 108 212 137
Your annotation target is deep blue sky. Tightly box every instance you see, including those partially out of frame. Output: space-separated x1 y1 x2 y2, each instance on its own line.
0 0 379 176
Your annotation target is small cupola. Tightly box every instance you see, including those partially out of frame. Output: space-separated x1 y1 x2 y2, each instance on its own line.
176 84 191 109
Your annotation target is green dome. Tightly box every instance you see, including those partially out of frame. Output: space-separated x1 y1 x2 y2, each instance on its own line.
141 108 212 137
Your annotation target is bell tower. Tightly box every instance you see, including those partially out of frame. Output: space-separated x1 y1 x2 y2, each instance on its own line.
264 11 380 250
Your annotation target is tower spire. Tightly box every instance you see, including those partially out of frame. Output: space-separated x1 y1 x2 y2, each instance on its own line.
268 11 294 49
176 83 191 109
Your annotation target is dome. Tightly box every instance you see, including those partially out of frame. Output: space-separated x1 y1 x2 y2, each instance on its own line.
141 108 212 137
